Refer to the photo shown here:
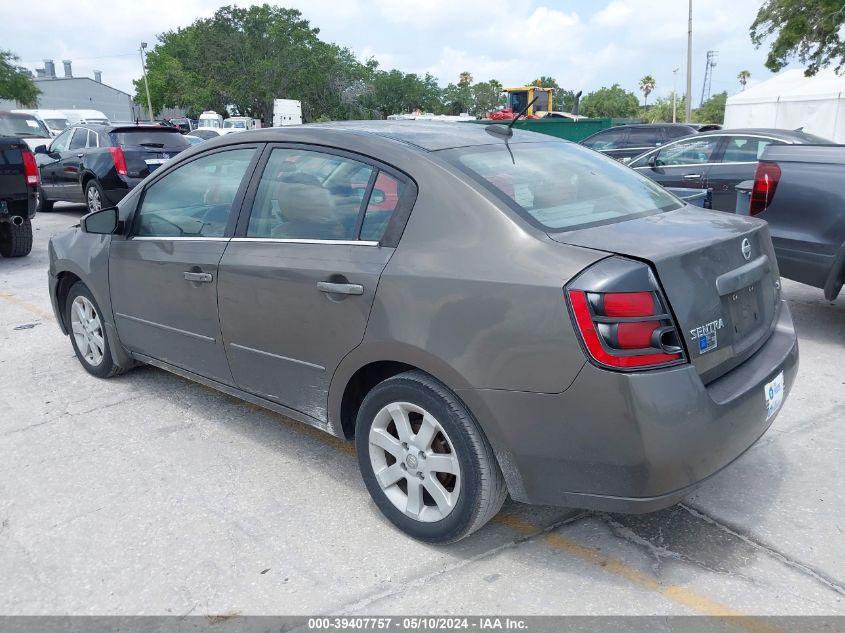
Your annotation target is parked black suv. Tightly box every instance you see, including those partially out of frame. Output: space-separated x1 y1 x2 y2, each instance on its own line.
34 124 190 213
580 123 721 162
0 135 38 257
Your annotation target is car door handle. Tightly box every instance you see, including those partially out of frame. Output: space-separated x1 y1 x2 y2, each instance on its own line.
77 153 84 158
317 281 364 295
683 174 702 180
184 271 213 283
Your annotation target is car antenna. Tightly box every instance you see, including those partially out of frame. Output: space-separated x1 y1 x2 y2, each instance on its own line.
485 95 539 140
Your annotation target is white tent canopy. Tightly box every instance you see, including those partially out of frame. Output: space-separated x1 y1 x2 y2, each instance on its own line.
724 68 845 142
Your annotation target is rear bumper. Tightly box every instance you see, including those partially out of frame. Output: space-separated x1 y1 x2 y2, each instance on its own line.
459 300 798 512
1 190 36 221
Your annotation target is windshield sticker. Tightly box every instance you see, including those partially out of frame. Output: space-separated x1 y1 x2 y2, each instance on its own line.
26 120 39 127
690 318 723 354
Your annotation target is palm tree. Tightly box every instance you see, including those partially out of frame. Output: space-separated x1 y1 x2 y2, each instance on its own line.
738 70 751 91
639 75 656 108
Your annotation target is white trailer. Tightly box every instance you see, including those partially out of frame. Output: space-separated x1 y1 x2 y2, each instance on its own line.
273 99 303 126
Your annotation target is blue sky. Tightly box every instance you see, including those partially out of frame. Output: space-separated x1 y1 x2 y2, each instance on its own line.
3 1 793 105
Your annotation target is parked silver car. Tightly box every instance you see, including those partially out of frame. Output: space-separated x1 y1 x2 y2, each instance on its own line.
48 122 798 542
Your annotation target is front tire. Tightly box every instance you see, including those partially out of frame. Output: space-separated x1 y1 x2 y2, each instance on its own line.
355 371 507 543
84 180 106 214
65 282 121 378
0 218 33 257
36 186 53 213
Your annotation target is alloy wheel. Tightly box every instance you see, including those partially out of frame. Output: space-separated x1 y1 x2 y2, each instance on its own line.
86 185 102 213
368 402 461 522
70 295 105 367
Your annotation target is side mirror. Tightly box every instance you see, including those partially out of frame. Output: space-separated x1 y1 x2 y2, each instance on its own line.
370 189 386 205
647 154 658 168
34 145 48 155
81 207 121 235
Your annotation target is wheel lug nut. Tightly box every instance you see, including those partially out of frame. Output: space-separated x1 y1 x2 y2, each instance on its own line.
400 463 407 470
401 442 408 450
418 451 425 459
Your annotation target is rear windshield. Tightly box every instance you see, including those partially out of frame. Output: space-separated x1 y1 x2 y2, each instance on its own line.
0 114 50 139
110 129 189 149
446 141 683 231
44 118 69 130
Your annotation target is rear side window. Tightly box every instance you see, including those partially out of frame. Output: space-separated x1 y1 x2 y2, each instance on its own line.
720 136 776 163
447 141 682 231
111 130 189 149
652 136 722 165
663 126 694 139
134 148 256 238
68 129 87 150
626 127 661 147
246 147 400 242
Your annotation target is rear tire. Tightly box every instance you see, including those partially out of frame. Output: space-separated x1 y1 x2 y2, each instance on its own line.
355 370 507 543
36 186 53 213
65 281 123 378
0 218 33 257
84 180 106 214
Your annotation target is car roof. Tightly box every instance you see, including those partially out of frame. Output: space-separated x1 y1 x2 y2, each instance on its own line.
695 127 814 141
78 123 181 133
0 111 38 119
239 120 551 152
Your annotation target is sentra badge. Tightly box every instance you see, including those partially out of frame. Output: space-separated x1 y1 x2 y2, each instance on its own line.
690 318 724 354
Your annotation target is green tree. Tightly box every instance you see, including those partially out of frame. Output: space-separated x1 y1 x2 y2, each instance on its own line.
442 71 475 115
471 79 503 117
580 84 641 118
135 4 371 123
642 95 687 123
738 69 751 90
0 50 39 106
638 75 656 108
694 91 728 124
359 69 442 118
751 0 845 75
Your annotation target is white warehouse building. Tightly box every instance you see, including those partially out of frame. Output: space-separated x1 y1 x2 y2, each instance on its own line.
0 59 138 121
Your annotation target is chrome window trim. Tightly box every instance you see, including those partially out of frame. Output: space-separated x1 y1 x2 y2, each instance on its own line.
229 237 381 246
629 134 794 167
633 161 760 170
129 236 230 242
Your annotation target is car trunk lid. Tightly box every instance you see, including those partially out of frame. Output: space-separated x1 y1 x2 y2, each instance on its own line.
110 128 188 178
550 206 781 383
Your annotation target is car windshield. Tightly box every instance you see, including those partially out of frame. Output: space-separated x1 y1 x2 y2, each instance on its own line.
200 119 221 128
0 115 50 138
111 129 190 148
44 118 69 130
447 141 683 231
223 120 246 128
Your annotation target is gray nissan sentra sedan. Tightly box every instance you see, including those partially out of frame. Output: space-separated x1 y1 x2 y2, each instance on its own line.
48 121 798 543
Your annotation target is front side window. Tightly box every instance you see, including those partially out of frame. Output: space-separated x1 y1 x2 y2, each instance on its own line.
447 141 682 231
582 128 626 150
247 148 396 241
50 128 74 152
649 136 722 166
134 148 256 238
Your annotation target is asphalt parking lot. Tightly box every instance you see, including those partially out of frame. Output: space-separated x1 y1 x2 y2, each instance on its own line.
1 205 844 618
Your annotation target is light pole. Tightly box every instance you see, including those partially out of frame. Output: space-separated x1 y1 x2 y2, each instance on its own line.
139 42 154 122
672 67 679 123
685 0 693 123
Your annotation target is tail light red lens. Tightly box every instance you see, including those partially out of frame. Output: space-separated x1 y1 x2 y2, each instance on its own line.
110 147 128 176
567 289 684 370
749 161 780 216
22 150 39 187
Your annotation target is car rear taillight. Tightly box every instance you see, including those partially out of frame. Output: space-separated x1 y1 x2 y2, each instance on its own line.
22 150 39 187
110 147 128 176
749 161 780 216
567 286 685 371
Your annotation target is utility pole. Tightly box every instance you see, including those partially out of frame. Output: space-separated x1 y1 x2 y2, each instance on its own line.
672 67 679 123
140 42 154 122
685 0 693 123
